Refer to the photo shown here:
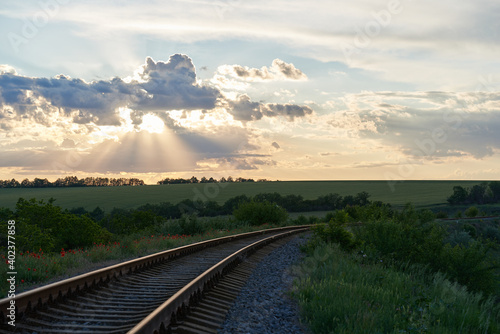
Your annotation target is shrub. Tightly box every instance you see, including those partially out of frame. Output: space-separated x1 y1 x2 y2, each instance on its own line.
465 206 479 218
439 241 497 294
418 209 436 223
178 214 204 235
444 230 473 247
482 225 500 243
294 215 308 226
14 198 111 251
357 218 445 267
233 200 288 226
436 211 448 219
463 224 477 238
312 219 356 251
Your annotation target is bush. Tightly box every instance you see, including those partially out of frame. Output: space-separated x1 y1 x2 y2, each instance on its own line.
357 218 445 267
233 200 288 226
444 230 473 247
313 221 356 251
14 198 112 251
436 211 448 219
178 214 204 235
439 241 497 294
462 224 477 238
482 225 500 243
465 206 479 218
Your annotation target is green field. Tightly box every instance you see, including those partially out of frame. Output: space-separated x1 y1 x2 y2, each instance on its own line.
0 181 484 211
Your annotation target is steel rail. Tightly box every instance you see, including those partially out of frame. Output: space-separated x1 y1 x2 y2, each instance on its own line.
128 227 309 334
0 225 308 325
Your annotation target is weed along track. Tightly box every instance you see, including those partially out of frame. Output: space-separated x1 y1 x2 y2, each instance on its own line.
0 226 309 334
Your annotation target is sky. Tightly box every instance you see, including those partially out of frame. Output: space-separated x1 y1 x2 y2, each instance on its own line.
0 0 499 184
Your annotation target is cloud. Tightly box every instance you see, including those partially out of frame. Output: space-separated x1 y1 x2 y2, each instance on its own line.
218 59 307 82
197 156 276 171
0 54 219 127
225 94 313 121
0 54 316 177
0 65 17 75
131 54 220 112
1 54 312 132
327 91 500 160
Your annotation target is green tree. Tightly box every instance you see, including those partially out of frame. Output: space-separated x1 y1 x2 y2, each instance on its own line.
447 186 469 205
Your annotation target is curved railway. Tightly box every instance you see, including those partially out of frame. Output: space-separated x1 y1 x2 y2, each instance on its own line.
1 226 309 333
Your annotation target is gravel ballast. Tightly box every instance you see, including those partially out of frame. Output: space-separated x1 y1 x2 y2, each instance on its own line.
218 233 310 334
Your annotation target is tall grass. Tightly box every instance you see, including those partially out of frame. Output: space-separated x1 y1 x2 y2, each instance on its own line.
293 243 499 333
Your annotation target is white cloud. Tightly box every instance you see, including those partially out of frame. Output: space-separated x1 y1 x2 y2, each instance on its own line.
217 59 307 82
326 91 500 160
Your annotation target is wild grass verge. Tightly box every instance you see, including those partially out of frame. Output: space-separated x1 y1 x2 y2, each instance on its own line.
293 243 500 333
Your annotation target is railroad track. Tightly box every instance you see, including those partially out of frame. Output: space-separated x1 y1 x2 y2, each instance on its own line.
1 226 309 333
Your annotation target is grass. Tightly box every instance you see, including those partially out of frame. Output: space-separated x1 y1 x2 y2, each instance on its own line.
293 243 500 333
0 180 484 211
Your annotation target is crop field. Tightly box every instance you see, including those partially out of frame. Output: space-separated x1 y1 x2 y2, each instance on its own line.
0 180 483 211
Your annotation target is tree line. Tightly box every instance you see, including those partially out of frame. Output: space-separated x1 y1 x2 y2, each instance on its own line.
447 181 500 205
0 176 145 188
0 191 374 245
157 176 271 184
0 176 272 188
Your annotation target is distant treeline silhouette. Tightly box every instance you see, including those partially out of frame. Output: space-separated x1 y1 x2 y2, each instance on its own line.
157 176 270 184
0 176 272 188
0 176 145 188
